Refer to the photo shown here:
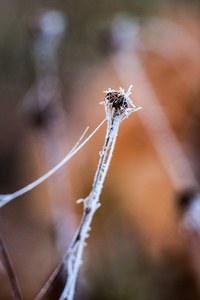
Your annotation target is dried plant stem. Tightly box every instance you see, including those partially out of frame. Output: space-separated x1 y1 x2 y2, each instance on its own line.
35 116 121 300
34 260 65 300
59 87 140 300
35 87 140 300
0 235 23 300
0 119 106 208
60 116 120 300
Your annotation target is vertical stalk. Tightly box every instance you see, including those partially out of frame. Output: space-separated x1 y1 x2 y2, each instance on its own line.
34 86 140 300
59 87 140 300
60 115 122 300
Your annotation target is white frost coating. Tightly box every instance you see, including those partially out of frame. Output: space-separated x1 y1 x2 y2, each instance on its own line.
102 85 141 121
59 86 141 300
0 119 106 208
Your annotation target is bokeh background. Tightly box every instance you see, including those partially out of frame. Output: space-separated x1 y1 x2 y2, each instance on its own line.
1 0 200 299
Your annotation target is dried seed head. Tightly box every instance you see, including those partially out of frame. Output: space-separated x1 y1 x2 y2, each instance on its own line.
103 85 140 118
105 91 128 115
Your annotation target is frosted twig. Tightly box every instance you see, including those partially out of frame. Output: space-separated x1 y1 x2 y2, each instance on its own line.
58 86 141 300
34 87 140 300
0 119 106 208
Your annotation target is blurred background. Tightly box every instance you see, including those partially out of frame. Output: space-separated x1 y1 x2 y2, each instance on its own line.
1 0 200 299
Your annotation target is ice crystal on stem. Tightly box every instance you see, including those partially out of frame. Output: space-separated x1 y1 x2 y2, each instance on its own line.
59 86 141 300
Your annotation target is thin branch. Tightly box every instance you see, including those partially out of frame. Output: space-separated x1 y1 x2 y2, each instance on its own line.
34 87 141 300
34 260 65 300
59 87 140 300
0 119 106 208
0 235 23 300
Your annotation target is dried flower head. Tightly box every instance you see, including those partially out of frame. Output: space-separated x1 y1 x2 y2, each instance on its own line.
105 91 128 115
103 85 141 119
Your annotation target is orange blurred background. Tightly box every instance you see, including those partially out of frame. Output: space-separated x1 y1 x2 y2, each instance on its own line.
0 1 200 299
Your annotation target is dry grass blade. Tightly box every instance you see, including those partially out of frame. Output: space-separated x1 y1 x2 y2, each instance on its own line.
0 235 23 300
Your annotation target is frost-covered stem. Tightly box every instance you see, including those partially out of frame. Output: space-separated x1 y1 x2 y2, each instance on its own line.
60 86 140 300
93 116 115 190
60 115 122 300
34 86 140 300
